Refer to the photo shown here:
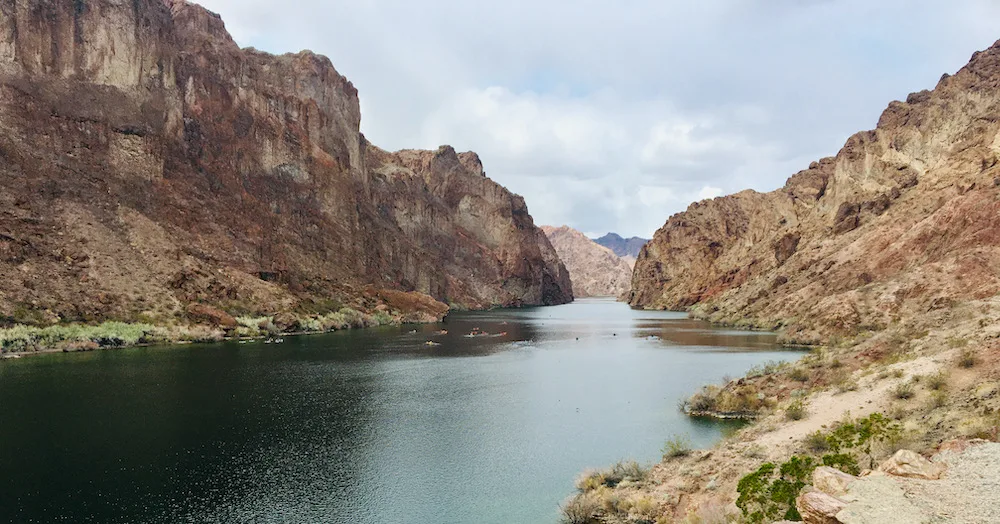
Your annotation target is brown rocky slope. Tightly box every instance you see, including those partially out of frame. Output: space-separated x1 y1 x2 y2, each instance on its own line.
541 225 632 298
631 39 1000 344
0 0 571 329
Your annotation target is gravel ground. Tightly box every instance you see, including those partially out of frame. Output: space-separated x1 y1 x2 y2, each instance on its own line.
900 442 1000 523
832 442 1000 523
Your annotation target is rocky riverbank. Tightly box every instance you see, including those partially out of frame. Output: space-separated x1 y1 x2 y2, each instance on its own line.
564 36 1000 524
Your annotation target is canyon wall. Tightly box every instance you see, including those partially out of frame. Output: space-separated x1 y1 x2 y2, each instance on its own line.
0 0 571 326
631 40 1000 343
542 226 632 298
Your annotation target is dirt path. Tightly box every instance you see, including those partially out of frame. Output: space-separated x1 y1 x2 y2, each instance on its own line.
752 354 947 449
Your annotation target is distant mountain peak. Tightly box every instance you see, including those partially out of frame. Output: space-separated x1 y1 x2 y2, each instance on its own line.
593 233 649 258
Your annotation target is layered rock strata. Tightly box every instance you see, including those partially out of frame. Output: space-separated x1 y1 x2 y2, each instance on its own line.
0 0 571 326
631 40 1000 343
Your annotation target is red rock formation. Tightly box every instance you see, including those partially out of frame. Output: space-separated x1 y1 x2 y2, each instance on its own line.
631 40 1000 343
0 0 571 325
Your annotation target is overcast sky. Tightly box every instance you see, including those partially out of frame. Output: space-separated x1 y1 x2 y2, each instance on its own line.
197 0 1000 238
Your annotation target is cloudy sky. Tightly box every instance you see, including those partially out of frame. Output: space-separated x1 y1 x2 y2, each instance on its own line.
198 0 1000 238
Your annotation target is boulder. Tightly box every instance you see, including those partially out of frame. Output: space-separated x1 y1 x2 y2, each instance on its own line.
272 312 301 332
813 466 857 497
186 303 237 328
878 450 946 480
797 489 847 524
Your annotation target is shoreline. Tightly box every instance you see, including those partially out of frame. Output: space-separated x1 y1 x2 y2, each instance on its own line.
562 297 1000 521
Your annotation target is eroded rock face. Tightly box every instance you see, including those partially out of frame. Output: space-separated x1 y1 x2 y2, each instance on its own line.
630 40 1000 342
541 226 632 298
0 0 571 325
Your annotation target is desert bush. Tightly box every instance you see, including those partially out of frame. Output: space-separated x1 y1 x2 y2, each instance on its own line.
958 349 978 368
788 367 809 383
746 360 787 378
926 372 948 391
575 461 649 493
891 381 915 400
372 311 395 326
928 391 948 409
662 435 692 460
805 430 829 453
561 493 601 524
784 399 807 421
335 308 365 329
298 317 322 332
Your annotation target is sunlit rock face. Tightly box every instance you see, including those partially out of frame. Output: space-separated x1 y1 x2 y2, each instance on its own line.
631 40 1000 343
542 226 632 299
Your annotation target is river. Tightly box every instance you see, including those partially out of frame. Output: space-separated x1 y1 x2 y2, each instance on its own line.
0 298 800 523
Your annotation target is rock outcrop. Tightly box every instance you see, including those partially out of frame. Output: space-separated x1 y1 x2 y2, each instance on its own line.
630 39 1000 343
0 0 572 326
541 226 632 298
795 442 1000 524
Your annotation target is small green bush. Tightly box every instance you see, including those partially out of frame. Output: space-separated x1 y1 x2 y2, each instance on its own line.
891 382 915 400
788 367 809 383
805 430 829 453
785 399 807 421
736 455 815 523
662 435 692 460
928 391 948 409
927 372 948 391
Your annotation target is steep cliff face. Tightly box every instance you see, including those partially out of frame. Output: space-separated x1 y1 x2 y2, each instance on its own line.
631 40 1000 343
0 0 571 326
367 145 573 308
541 226 632 298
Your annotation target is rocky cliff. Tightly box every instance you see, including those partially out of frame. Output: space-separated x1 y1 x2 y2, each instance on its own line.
630 39 1000 343
541 225 632 298
0 0 571 327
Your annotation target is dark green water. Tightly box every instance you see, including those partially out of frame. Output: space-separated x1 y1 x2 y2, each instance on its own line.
0 299 799 524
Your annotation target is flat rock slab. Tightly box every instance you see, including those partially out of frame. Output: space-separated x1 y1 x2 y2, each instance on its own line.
836 474 929 524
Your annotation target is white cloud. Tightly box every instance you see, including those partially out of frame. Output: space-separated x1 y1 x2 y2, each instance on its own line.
195 0 1000 237
698 186 723 201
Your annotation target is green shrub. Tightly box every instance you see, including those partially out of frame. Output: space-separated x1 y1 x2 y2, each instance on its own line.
805 430 829 453
927 372 948 391
338 308 367 329
372 311 395 326
746 360 787 378
788 367 809 383
928 391 948 409
605 460 649 486
738 413 902 523
785 399 807 421
0 322 156 351
891 382 915 400
736 456 815 523
298 317 322 332
662 435 692 460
